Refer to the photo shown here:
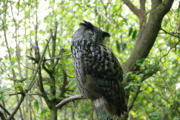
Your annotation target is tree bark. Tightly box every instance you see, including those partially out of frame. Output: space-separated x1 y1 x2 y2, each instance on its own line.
50 106 57 120
123 0 174 72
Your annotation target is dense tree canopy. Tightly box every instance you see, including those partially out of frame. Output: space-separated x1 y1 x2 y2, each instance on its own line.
0 0 179 120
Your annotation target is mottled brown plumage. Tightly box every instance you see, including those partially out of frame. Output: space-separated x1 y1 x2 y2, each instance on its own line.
71 21 127 116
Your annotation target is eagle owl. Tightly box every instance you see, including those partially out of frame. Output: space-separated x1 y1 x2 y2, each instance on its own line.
71 21 127 116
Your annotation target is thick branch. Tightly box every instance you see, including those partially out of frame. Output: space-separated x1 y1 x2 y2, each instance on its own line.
151 0 162 9
122 0 141 17
123 0 146 42
140 0 146 12
58 70 69 99
38 66 51 108
123 0 174 72
56 95 86 109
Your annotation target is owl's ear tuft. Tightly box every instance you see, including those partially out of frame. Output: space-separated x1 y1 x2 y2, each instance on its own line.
80 20 94 30
103 32 110 37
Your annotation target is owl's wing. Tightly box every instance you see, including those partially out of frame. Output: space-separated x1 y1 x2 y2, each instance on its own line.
83 44 123 82
82 44 127 115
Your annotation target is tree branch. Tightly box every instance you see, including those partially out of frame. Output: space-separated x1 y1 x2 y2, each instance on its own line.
128 68 158 111
57 70 70 102
0 111 6 120
45 54 72 61
56 95 86 109
26 37 51 91
0 104 13 119
122 0 142 18
151 0 162 9
7 93 25 120
51 22 58 65
140 0 146 12
161 28 180 39
38 65 51 108
8 78 27 82
123 0 174 72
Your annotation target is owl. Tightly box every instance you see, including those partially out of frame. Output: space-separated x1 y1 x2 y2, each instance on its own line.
71 20 127 116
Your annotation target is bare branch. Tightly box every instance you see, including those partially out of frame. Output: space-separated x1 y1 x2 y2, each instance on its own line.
0 111 6 120
26 37 51 91
0 104 13 119
9 78 27 82
56 95 86 109
151 0 162 9
8 93 25 120
27 56 38 63
37 64 51 108
9 93 43 97
58 70 69 99
51 22 58 64
9 92 23 96
161 28 180 39
122 0 141 18
45 54 72 61
140 0 146 12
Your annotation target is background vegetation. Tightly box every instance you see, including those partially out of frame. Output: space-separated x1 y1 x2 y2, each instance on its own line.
0 0 179 120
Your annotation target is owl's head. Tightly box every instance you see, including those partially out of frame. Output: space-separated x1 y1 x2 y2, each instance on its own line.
79 20 110 44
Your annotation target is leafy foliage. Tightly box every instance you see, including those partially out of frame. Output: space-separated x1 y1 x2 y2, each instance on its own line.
0 0 179 120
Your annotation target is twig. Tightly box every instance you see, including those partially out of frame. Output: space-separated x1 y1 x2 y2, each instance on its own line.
26 37 51 91
8 93 25 120
9 93 42 97
128 69 158 111
161 28 180 39
45 54 72 61
9 92 23 96
0 104 13 119
56 95 86 109
26 56 38 63
9 78 27 82
0 111 6 120
27 54 72 62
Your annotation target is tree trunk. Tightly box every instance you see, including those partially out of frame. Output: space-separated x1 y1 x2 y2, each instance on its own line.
50 106 57 120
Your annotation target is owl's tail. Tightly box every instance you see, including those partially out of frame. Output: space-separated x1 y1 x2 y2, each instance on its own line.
105 86 127 116
93 87 127 117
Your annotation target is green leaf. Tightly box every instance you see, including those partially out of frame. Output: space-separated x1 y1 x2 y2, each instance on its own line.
0 96 5 101
34 100 39 112
116 40 120 53
132 29 137 40
128 27 133 36
39 109 48 119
